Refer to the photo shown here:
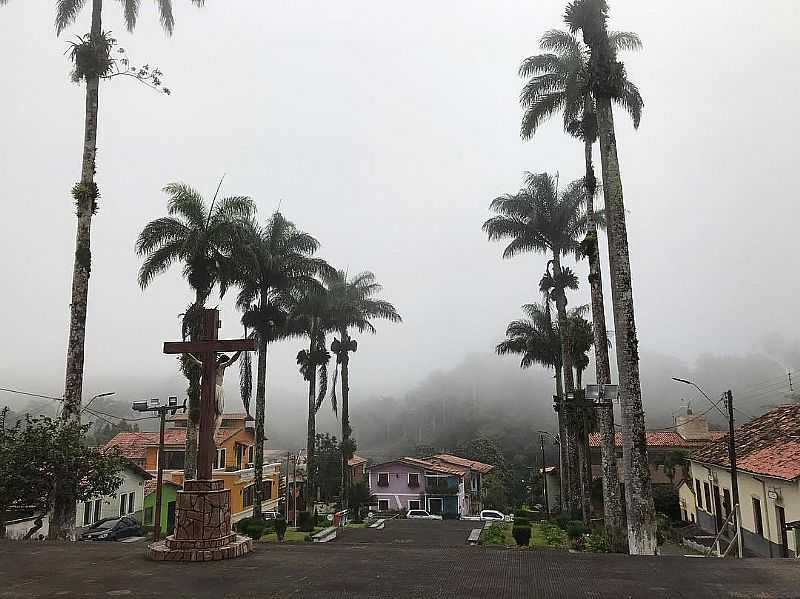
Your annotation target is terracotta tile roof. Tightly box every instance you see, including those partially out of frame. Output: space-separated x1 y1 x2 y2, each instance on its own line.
366 457 465 477
143 479 181 496
691 404 800 480
588 431 726 449
103 427 243 461
348 455 367 467
427 454 494 474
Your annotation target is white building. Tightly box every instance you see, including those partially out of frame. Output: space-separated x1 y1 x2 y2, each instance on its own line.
680 404 800 558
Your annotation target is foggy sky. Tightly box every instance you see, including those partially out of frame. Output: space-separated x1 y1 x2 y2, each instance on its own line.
1 1 799 431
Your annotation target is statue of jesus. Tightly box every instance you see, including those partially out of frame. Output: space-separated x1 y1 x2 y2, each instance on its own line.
189 352 242 435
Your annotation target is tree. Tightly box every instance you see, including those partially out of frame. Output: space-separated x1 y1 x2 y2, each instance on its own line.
291 287 334 511
325 270 401 506
0 408 125 539
484 173 587 517
313 433 342 503
565 0 657 554
136 182 254 482
35 0 204 541
519 26 641 551
347 481 375 522
232 212 330 518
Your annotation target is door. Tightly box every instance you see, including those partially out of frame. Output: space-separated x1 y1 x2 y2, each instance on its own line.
428 498 443 515
776 505 788 558
166 501 176 535
712 485 723 531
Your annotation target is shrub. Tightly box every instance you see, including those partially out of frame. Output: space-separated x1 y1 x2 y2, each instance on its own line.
234 517 268 539
512 525 531 547
515 508 534 521
565 520 587 540
541 522 567 547
297 511 315 532
513 516 529 526
274 518 288 541
480 523 508 545
585 531 609 553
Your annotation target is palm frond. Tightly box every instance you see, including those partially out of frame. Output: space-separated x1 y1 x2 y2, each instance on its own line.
614 79 643 129
609 30 642 52
117 0 140 32
137 239 183 288
56 0 89 35
239 338 253 416
156 0 174 34
539 29 583 56
163 183 206 229
520 92 567 140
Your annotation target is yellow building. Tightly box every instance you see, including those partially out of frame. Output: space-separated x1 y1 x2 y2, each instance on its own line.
104 413 280 523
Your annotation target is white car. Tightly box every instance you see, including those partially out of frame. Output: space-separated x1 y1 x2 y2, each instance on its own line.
480 509 507 522
406 509 443 520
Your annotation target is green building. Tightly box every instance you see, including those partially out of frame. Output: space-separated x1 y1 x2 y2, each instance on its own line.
143 480 181 536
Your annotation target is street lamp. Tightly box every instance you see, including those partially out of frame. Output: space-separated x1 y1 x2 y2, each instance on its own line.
132 395 184 541
82 391 116 413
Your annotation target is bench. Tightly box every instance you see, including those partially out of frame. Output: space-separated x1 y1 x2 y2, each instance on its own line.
467 529 482 545
311 527 338 543
369 519 386 529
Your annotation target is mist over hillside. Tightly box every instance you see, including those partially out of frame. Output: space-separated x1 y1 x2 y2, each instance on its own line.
4 339 797 461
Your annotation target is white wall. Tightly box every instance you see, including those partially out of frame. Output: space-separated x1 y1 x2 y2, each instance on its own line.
76 467 147 528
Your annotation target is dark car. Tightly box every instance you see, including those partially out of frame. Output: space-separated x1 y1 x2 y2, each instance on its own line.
80 516 145 541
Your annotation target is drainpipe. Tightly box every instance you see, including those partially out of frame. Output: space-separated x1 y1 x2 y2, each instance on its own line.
759 478 774 558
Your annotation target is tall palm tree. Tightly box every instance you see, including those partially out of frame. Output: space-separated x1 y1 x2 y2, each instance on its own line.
232 212 331 518
290 288 334 512
519 26 641 550
496 301 568 503
16 0 205 540
136 182 254 483
325 270 401 506
565 0 656 554
484 173 587 516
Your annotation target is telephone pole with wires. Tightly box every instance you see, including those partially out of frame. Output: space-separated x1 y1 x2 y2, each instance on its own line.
725 389 743 558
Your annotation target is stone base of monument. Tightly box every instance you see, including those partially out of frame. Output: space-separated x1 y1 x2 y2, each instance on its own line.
145 479 253 562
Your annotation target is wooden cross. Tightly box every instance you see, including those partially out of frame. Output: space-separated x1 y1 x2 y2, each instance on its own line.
163 308 256 480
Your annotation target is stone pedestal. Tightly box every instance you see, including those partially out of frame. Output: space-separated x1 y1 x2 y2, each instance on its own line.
146 479 253 562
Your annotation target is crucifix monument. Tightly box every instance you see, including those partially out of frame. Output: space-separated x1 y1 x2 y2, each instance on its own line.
146 308 257 562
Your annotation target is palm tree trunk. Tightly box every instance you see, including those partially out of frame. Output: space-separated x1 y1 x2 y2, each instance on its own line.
51 0 103 541
306 321 317 513
340 330 351 508
183 289 207 481
551 253 581 518
252 329 268 519
583 101 626 552
595 95 657 555
554 366 568 513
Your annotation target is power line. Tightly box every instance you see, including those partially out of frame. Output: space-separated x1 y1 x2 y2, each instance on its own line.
85 407 158 423
0 387 62 402
734 369 799 394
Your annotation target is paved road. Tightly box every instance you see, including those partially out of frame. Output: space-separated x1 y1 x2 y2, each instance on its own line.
2 539 799 599
338 518 479 546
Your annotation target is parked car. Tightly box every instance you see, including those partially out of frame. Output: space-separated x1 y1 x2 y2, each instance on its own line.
480 510 508 522
261 511 280 520
80 516 145 541
406 509 443 520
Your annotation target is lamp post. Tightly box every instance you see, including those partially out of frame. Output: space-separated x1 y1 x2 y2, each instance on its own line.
81 391 116 414
132 396 184 541
537 431 560 518
672 377 741 558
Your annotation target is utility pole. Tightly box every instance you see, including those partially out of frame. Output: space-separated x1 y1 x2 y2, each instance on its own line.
540 434 550 518
725 389 743 558
284 451 291 521
292 453 298 528
132 396 182 542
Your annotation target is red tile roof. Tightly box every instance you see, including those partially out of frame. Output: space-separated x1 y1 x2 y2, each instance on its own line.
588 431 726 449
348 455 367 467
143 479 181 496
691 404 800 480
426 454 494 474
103 428 242 461
366 457 466 477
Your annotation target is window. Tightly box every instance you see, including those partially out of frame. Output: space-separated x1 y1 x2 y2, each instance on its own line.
163 450 185 471
695 479 703 509
243 484 255 508
752 498 764 536
703 482 712 514
408 499 421 510
408 473 420 488
144 506 154 525
262 480 272 499
119 494 127 517
215 448 227 470
248 445 254 465
93 499 102 524
128 492 135 515
377 473 389 487
471 474 479 493
377 499 390 511
83 502 92 526
722 488 732 519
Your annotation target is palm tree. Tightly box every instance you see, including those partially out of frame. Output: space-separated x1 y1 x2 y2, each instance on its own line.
14 0 204 540
325 270 402 506
136 182 254 483
232 212 331 518
484 173 587 516
519 26 641 550
564 0 656 554
290 288 335 512
496 301 569 506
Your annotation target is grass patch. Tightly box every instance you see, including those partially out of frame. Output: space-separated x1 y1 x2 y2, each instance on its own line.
345 522 368 529
529 521 569 549
259 526 323 543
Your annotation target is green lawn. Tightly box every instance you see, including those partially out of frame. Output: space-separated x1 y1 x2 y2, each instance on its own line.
259 527 323 543
479 522 514 546
345 522 368 529
481 521 569 549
